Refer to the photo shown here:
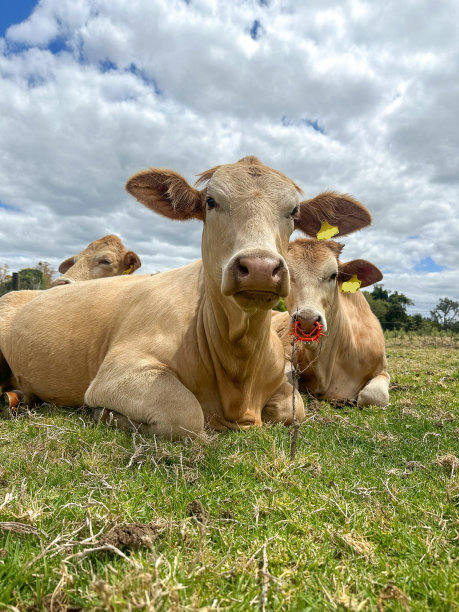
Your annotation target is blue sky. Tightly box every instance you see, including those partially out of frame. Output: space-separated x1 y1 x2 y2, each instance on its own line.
0 0 458 312
0 0 37 37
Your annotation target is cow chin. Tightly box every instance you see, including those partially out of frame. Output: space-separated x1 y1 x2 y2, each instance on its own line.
233 290 281 311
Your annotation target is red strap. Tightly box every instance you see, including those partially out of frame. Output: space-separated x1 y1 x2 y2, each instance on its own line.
291 320 324 343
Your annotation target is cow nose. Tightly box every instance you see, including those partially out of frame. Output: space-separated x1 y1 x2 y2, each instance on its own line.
295 311 325 334
51 278 72 287
234 256 285 289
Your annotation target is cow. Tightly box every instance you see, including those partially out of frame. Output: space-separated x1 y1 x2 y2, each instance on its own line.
52 234 141 286
271 238 389 407
0 157 372 438
0 235 141 405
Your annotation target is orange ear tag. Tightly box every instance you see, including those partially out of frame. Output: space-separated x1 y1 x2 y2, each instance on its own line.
317 220 339 240
341 274 361 293
122 264 134 275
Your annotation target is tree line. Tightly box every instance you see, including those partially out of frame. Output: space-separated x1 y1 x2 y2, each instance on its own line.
362 285 459 333
0 262 55 295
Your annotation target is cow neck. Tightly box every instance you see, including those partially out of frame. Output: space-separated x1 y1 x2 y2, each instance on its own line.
203 280 272 354
297 289 349 390
199 270 278 426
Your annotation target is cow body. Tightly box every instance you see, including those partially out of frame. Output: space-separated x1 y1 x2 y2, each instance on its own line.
1 158 372 437
0 235 141 395
7 263 289 430
272 239 389 407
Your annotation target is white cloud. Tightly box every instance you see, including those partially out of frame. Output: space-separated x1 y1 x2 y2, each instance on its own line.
0 0 458 314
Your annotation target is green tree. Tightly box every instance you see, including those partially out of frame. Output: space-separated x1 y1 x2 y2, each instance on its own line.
35 261 55 289
366 284 414 330
371 284 390 302
0 267 48 294
431 298 459 330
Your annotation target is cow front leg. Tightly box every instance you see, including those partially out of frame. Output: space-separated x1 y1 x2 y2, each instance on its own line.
84 357 204 440
262 379 304 425
357 372 390 407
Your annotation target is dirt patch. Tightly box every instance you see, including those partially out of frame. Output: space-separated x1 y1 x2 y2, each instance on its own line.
377 583 411 611
390 382 411 391
405 461 427 471
186 499 209 522
99 522 165 550
26 593 82 612
307 398 321 412
329 399 357 409
436 454 459 476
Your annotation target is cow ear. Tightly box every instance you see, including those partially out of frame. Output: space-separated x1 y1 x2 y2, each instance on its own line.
123 251 141 273
58 256 76 274
126 169 204 221
338 259 383 288
295 191 372 237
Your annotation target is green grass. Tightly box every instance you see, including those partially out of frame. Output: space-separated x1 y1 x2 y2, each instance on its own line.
0 337 458 611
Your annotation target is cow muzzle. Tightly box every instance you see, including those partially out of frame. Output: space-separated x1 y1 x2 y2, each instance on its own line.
222 251 289 310
293 308 327 334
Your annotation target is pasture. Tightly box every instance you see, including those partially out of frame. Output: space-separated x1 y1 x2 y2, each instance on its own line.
0 336 457 611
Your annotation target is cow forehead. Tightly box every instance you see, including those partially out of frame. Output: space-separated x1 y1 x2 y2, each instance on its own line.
208 163 300 204
288 239 341 271
77 236 125 258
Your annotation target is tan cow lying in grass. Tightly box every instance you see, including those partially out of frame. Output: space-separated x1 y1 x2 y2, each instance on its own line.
0 157 371 438
272 239 389 407
0 235 141 402
52 234 141 286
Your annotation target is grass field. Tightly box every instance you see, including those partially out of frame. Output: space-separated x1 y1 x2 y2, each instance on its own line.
0 336 458 611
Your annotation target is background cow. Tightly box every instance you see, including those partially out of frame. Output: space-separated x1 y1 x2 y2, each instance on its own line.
52 234 141 286
272 239 389 407
0 235 141 406
1 157 372 437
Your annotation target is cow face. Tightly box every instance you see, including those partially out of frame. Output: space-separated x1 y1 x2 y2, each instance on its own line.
126 157 372 312
51 235 141 286
285 239 383 333
199 159 300 310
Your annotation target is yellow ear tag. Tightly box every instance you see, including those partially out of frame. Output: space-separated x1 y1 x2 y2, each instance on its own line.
341 274 361 293
122 264 134 275
317 220 339 240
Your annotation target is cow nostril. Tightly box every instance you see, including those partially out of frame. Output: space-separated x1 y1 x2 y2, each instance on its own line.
272 261 283 278
236 262 249 277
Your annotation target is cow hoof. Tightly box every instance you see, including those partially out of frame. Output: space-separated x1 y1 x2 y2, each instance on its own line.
1 390 24 419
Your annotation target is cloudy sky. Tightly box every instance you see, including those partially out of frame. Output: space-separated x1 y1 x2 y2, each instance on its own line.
1 0 458 316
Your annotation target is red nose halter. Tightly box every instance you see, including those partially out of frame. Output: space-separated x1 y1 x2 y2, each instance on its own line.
291 320 325 343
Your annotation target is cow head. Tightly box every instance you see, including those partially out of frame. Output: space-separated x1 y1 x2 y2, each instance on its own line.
126 157 372 311
285 239 383 333
51 235 141 287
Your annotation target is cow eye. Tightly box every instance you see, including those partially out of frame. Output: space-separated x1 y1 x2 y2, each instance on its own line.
329 272 337 281
290 205 299 217
99 259 112 266
207 197 217 210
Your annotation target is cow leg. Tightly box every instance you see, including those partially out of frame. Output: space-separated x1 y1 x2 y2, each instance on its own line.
84 357 205 440
262 379 304 425
357 372 390 407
